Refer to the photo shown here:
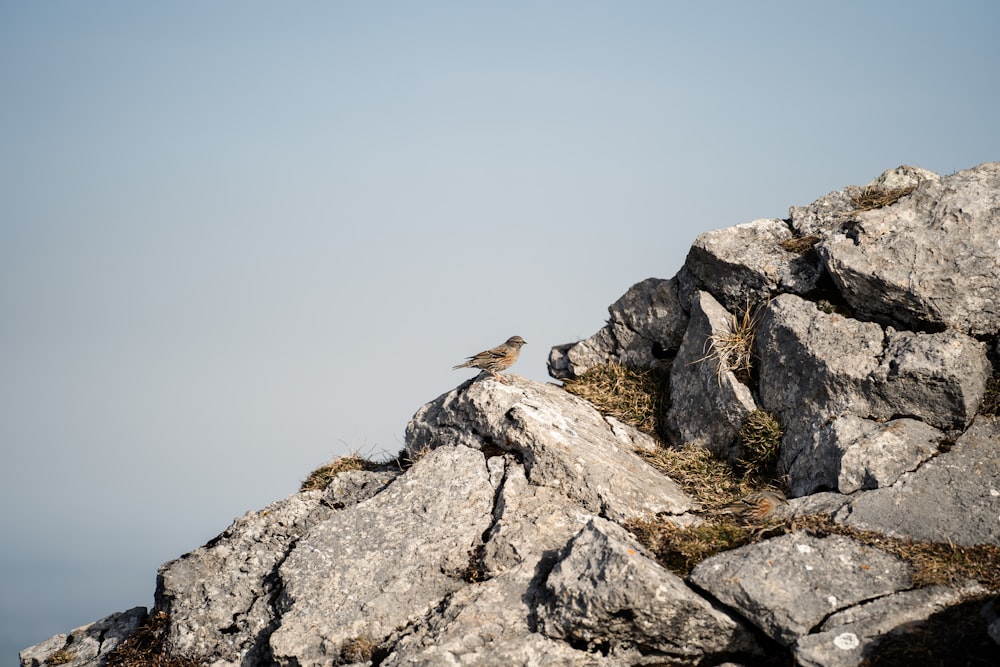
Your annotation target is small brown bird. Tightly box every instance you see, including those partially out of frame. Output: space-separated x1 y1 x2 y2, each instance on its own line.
720 490 788 522
453 335 526 383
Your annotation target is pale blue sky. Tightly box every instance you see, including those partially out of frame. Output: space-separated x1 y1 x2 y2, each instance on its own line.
2 1 998 660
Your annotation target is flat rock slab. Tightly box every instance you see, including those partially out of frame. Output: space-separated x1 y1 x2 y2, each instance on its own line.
689 532 912 647
406 375 696 522
794 584 984 667
538 518 758 660
269 445 496 666
837 416 1000 547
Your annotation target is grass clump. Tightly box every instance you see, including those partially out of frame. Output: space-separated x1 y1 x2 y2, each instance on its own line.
779 234 821 255
628 516 761 575
46 650 75 665
301 453 383 491
639 443 751 507
105 611 202 667
737 410 782 484
338 635 379 664
562 362 670 437
698 300 765 385
850 183 917 212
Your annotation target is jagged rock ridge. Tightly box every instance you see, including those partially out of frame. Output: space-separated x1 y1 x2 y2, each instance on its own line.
22 163 1000 666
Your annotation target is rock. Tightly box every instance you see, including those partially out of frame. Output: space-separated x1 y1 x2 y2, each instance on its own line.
269 445 495 666
755 294 989 495
666 290 758 459
547 277 685 379
688 532 912 647
156 469 397 664
19 607 147 667
837 416 1000 546
480 457 595 577
794 584 982 667
793 416 945 495
818 162 1000 335
679 218 824 314
405 375 697 523
538 518 759 660
867 164 940 191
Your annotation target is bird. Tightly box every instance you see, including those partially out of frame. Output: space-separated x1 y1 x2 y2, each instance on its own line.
453 336 526 383
719 489 788 522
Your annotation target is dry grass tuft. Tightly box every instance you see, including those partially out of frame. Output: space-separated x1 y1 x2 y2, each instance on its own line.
562 362 670 437
104 611 202 667
301 453 383 492
698 300 765 385
639 444 751 507
46 649 75 665
980 370 1000 416
338 635 378 664
850 184 917 212
629 510 1000 589
779 234 821 255
737 410 783 484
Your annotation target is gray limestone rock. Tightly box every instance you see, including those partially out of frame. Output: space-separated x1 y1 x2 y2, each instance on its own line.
19 607 147 667
680 218 824 314
688 532 912 647
155 469 397 665
667 290 758 459
818 162 1000 336
538 518 758 660
794 584 983 667
548 277 685 379
269 445 495 666
793 416 945 495
405 375 696 523
837 416 1000 547
755 294 988 495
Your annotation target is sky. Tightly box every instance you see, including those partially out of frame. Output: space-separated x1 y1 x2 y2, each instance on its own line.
2 1 998 661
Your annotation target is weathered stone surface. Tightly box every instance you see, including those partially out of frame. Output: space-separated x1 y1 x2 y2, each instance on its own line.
548 277 685 379
538 518 758 660
155 469 397 665
19 607 147 667
680 218 824 314
818 162 1000 335
792 415 945 495
381 558 618 667
755 294 988 495
837 416 1000 546
667 290 758 459
688 532 912 647
480 457 595 577
406 375 697 522
794 584 982 667
269 445 495 666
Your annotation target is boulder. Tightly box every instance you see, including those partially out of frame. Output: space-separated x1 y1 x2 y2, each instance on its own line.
405 375 697 523
755 293 989 495
269 445 496 666
837 416 1000 547
818 162 1000 335
679 218 824 314
796 415 945 495
666 290 758 459
548 277 685 379
538 518 759 660
156 469 397 664
688 532 913 647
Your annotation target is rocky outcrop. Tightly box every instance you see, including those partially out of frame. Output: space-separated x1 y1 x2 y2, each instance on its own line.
24 163 1000 666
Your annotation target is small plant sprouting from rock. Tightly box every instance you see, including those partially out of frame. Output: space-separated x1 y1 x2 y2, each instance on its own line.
779 234 821 255
698 300 765 385
45 649 75 665
338 635 378 665
561 362 670 437
737 410 782 485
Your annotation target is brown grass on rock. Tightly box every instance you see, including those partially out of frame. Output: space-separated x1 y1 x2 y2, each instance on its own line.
850 184 918 212
104 611 202 667
562 362 670 437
